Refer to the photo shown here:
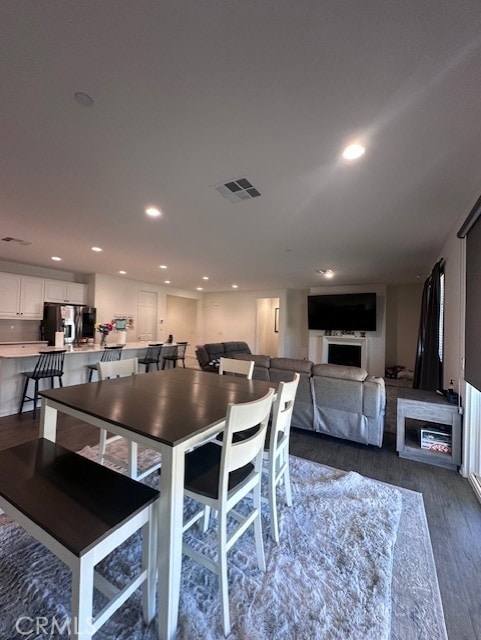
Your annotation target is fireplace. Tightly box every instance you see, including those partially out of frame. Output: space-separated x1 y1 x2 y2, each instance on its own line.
328 343 362 367
320 335 368 370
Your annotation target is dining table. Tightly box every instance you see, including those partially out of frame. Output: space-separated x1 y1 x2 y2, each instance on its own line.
38 366 277 640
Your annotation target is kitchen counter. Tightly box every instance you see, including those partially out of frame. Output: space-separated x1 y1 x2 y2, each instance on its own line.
0 341 49 345
0 341 150 359
0 342 154 417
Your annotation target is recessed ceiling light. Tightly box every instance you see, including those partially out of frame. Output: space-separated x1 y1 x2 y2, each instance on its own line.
74 92 94 107
342 143 365 160
91 246 102 252
159 265 167 269
202 276 209 280
145 207 161 218
164 280 171 284
317 269 335 279
196 287 203 291
51 256 62 261
119 270 127 275
232 284 238 289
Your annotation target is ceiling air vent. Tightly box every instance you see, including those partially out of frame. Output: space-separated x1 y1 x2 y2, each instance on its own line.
214 177 262 203
2 236 32 246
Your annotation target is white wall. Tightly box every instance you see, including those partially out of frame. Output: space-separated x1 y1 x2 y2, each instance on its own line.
307 284 387 377
93 274 202 344
0 259 87 283
385 283 423 371
202 289 290 355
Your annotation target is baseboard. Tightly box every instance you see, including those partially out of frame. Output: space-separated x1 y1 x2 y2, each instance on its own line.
468 473 481 504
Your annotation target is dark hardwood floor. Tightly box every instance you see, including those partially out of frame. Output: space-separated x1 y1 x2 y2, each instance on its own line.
0 410 479 640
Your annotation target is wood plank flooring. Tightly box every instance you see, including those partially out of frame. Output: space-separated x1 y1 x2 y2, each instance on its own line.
1 410 480 639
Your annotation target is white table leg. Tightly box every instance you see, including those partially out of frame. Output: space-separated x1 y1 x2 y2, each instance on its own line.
157 444 185 640
39 400 58 442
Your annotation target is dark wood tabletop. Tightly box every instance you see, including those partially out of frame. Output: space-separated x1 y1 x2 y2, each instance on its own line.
39 367 277 447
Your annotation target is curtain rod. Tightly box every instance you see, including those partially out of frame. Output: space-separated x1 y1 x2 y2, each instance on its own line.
458 193 481 238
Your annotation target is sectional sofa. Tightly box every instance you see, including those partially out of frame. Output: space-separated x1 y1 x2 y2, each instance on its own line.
195 343 386 447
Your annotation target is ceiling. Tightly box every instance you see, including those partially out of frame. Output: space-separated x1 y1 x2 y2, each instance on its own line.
2 1 481 293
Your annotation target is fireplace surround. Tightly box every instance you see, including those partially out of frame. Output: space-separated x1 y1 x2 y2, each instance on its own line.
321 335 368 370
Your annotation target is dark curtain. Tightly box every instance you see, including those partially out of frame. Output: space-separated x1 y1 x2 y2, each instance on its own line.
413 259 444 390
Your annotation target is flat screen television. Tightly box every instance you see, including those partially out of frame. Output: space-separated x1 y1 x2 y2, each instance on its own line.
307 292 377 331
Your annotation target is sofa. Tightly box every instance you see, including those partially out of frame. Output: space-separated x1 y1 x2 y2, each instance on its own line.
233 352 386 447
195 341 252 372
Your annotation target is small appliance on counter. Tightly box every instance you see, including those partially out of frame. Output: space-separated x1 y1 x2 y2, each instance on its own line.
41 303 96 346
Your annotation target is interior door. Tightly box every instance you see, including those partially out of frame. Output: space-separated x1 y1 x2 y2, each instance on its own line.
137 290 158 342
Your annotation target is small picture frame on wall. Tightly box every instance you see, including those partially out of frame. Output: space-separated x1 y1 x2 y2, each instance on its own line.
274 307 279 333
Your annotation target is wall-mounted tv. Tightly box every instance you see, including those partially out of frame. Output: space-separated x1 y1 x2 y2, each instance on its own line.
307 292 377 331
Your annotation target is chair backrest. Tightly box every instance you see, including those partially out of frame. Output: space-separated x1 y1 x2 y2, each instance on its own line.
268 373 300 449
219 388 275 496
218 357 254 379
144 345 163 361
100 345 124 362
161 345 178 359
98 357 139 380
33 350 66 377
175 343 187 358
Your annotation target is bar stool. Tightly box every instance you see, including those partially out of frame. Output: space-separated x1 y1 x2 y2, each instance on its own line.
138 343 163 372
18 349 66 419
86 345 124 382
161 343 187 369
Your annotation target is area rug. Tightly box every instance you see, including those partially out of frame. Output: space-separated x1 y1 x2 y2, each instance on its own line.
0 447 447 640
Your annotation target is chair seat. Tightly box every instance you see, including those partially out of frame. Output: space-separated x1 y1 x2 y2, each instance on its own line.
23 368 64 379
185 442 254 500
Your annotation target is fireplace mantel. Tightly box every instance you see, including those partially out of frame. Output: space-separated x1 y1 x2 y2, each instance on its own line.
321 335 368 370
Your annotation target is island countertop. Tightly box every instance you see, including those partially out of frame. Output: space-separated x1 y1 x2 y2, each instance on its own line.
0 342 158 417
0 342 152 359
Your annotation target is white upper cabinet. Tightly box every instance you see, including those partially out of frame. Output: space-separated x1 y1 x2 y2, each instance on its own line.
0 273 44 319
44 280 87 304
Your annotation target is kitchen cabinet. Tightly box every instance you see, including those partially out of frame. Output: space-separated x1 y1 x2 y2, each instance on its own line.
0 273 45 319
44 280 87 304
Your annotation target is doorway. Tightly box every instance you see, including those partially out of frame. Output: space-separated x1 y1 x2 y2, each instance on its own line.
256 297 279 356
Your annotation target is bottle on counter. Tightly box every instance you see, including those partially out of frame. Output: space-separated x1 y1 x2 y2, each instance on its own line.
167 334 173 344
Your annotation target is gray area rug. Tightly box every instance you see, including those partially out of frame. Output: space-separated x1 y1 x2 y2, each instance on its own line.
0 449 447 640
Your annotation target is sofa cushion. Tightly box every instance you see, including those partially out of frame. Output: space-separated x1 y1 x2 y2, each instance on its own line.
223 341 251 357
269 358 314 431
233 353 271 381
204 342 226 360
270 358 313 376
234 353 271 368
311 363 368 382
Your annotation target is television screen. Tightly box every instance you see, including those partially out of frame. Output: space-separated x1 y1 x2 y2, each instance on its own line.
307 293 377 331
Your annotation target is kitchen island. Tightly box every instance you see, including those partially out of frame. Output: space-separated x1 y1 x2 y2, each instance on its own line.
0 342 157 417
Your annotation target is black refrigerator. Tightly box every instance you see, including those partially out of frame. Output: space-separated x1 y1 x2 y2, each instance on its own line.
42 303 96 346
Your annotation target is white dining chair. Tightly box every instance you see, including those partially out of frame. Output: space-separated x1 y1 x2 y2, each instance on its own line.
98 357 161 481
182 388 275 637
263 372 300 543
218 356 254 379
